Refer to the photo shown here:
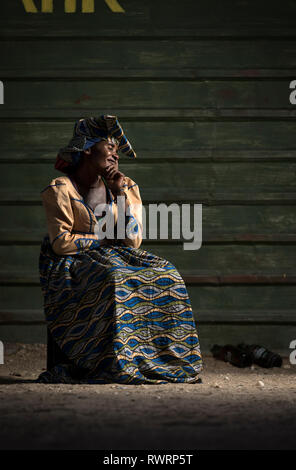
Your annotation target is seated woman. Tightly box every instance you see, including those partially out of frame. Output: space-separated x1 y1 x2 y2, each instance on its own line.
37 115 203 384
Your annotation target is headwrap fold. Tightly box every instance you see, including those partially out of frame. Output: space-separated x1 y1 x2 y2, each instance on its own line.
55 114 136 173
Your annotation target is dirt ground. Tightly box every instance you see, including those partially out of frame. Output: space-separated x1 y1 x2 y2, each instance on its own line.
0 343 295 450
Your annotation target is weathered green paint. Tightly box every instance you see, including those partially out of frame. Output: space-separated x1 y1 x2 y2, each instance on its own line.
1 0 295 349
198 324 296 355
0 162 296 205
1 205 296 243
0 325 47 343
1 149 296 164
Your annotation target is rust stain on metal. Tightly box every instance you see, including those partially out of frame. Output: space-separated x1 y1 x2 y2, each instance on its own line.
241 69 261 77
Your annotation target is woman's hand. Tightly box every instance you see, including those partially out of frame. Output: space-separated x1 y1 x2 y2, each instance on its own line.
103 165 125 196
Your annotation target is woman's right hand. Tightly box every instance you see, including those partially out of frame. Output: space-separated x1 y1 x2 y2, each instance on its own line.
103 165 126 195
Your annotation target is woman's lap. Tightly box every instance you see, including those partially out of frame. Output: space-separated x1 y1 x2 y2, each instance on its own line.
37 236 203 384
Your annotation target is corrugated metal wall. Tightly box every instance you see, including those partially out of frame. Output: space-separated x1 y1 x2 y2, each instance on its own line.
1 0 296 353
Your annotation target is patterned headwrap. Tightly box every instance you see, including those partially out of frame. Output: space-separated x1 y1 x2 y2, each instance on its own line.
55 114 136 173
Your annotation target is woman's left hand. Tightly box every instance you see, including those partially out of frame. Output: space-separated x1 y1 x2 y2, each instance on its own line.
103 165 125 195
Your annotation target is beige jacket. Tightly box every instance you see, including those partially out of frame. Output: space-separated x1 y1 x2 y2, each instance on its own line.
41 175 143 256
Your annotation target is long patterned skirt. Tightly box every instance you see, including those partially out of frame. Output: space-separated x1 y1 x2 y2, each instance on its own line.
37 236 203 384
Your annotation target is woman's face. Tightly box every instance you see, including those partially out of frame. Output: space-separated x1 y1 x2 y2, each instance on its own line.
83 138 119 174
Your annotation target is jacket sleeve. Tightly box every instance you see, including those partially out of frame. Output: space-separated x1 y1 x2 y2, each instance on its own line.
116 180 143 249
41 183 101 256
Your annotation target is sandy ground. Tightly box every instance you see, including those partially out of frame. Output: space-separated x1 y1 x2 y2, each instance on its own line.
0 343 295 450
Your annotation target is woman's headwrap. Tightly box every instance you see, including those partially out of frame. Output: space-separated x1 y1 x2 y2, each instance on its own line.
55 114 136 173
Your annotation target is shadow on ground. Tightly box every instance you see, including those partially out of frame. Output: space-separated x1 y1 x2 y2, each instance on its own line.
0 343 295 450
